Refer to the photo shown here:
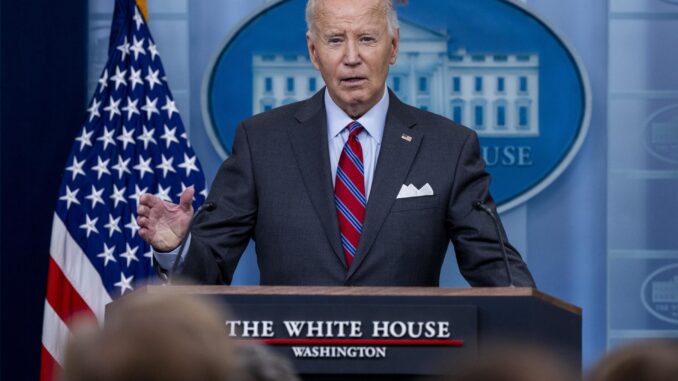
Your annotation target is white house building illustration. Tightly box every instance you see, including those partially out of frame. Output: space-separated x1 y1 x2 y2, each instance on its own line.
652 276 678 304
252 19 540 137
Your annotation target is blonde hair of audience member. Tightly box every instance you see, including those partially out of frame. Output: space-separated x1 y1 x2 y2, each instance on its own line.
62 293 236 381
234 342 301 381
587 339 678 381
433 343 577 381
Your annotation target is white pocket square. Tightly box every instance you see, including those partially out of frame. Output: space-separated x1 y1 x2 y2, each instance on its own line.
396 183 434 199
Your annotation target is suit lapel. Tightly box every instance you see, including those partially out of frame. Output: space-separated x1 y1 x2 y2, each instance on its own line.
288 90 346 268
346 93 422 280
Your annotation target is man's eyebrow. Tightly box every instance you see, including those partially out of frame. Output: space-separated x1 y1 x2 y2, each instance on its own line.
322 29 380 38
359 29 380 35
322 31 345 37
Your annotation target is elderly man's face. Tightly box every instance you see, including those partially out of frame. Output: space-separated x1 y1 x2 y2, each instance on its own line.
307 0 399 119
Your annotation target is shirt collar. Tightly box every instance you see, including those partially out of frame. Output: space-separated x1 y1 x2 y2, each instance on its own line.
325 87 389 143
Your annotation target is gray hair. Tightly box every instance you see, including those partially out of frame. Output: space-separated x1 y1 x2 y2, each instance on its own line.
305 0 399 39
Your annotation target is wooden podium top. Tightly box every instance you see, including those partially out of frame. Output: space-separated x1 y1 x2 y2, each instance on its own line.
142 286 581 315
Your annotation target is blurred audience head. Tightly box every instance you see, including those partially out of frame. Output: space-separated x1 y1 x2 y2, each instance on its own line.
587 339 678 381
434 342 577 381
233 342 301 381
62 292 235 381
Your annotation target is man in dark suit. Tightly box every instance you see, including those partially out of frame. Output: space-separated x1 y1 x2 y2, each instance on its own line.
137 0 535 287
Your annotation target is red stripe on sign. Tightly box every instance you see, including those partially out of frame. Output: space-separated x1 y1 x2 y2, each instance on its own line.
258 339 464 346
40 344 61 381
45 256 96 325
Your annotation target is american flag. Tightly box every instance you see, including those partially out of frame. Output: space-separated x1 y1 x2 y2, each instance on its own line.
40 0 206 379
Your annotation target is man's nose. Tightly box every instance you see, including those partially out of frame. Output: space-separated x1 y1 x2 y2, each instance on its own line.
343 40 361 66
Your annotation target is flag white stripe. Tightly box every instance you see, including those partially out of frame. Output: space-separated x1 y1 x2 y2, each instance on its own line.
49 213 112 321
41 300 71 366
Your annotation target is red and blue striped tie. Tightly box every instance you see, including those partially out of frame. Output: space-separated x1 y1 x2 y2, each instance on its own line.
335 121 366 268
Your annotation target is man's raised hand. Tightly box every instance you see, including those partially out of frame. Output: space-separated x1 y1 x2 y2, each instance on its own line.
137 187 195 252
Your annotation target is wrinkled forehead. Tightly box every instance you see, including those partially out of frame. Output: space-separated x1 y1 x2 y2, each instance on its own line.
314 0 388 32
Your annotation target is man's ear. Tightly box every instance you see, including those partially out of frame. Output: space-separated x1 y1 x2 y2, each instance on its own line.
307 32 321 70
389 28 400 65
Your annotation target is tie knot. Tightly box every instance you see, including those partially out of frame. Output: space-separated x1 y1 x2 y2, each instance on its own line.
346 121 364 138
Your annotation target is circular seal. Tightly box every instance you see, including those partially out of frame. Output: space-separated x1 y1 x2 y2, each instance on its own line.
202 0 591 212
641 263 678 325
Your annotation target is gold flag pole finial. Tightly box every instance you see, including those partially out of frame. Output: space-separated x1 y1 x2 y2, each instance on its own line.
136 0 148 21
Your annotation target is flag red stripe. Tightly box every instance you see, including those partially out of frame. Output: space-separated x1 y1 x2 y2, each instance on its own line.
49 214 112 321
40 344 61 381
45 256 96 325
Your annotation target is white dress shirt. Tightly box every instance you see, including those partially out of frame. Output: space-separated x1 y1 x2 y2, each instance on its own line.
326 87 388 199
155 87 389 271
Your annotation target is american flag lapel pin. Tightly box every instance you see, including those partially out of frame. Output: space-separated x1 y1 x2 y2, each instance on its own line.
401 133 413 142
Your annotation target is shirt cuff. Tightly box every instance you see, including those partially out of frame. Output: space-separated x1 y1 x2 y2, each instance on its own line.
153 234 191 271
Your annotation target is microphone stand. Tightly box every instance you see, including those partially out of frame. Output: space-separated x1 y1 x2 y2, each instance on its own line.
473 200 514 287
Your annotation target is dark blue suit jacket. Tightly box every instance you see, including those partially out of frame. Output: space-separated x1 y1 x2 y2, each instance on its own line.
181 89 535 287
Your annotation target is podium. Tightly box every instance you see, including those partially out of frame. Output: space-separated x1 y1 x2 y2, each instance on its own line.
108 287 580 380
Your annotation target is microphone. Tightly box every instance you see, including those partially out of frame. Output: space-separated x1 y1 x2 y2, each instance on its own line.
473 200 514 287
168 201 217 283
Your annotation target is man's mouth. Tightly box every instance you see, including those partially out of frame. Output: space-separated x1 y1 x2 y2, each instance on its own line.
341 77 367 85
